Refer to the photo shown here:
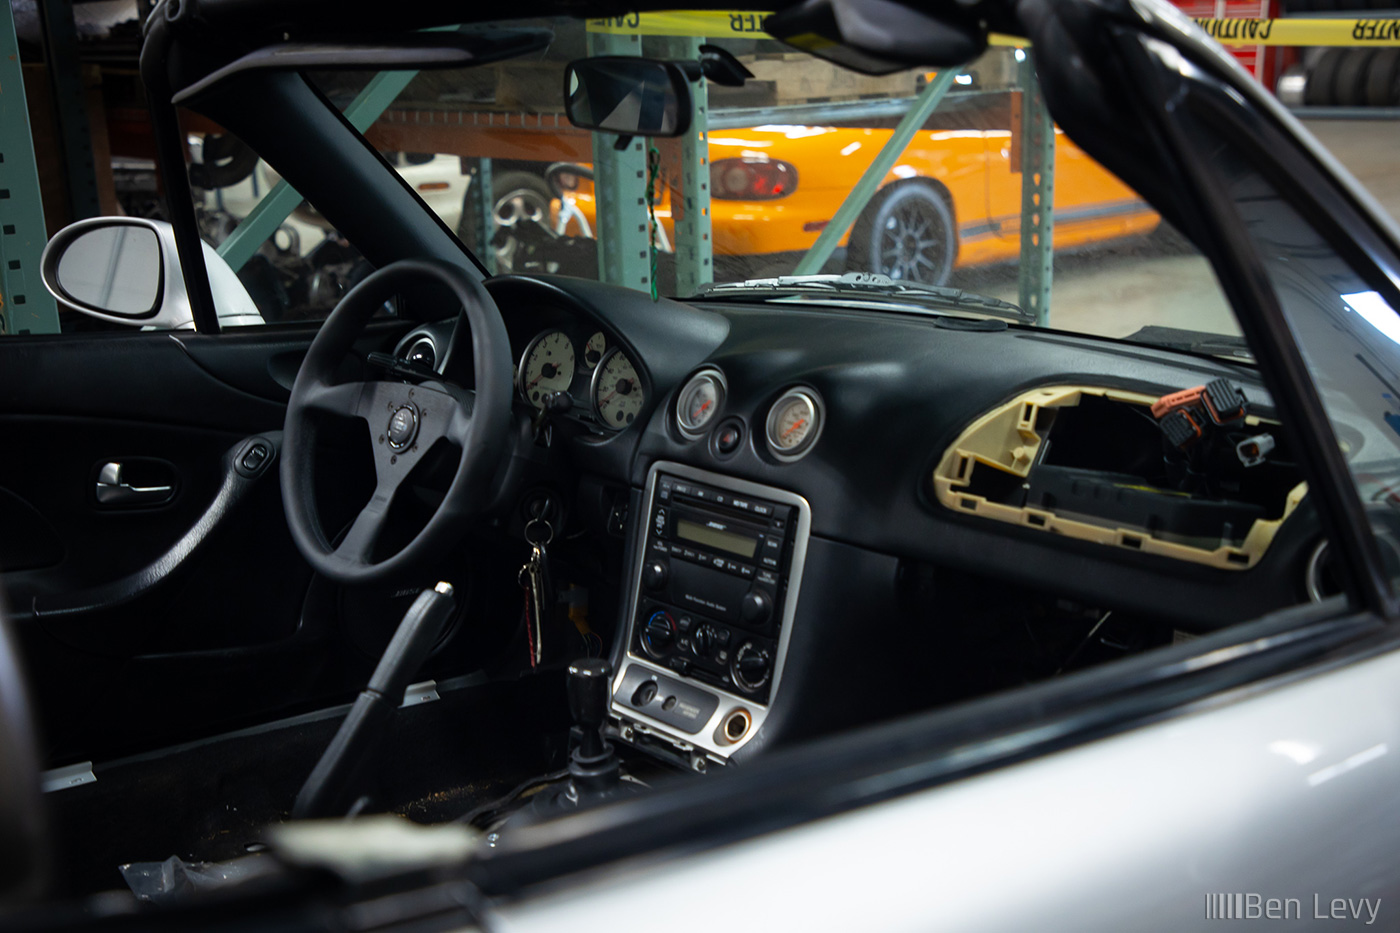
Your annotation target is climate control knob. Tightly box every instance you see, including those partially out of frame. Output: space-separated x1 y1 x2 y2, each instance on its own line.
693 624 717 657
731 642 772 692
641 611 676 658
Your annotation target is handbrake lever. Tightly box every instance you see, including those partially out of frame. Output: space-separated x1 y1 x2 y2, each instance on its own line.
292 582 457 820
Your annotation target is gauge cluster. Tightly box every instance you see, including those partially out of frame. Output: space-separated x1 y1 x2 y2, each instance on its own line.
513 326 646 432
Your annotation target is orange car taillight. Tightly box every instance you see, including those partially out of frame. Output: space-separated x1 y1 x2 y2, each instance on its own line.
710 158 798 200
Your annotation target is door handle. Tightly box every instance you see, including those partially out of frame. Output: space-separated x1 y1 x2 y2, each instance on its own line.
95 462 175 507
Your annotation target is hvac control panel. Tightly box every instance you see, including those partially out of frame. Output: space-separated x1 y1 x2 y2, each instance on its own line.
612 464 810 760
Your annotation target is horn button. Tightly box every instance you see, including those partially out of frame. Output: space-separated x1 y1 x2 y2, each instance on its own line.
387 404 420 451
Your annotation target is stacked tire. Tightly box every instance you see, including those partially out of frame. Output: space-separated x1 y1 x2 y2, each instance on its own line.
1292 48 1400 106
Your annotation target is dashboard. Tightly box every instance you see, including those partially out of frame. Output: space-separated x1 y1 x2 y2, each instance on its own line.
391 273 1323 771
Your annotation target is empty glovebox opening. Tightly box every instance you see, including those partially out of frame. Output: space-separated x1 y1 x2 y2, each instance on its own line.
1030 394 1303 548
933 386 1308 568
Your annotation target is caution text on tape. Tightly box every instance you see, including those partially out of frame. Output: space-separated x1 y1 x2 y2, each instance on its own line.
587 11 1400 48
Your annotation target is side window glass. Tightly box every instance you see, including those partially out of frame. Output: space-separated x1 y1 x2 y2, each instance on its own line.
181 120 377 326
1190 116 1400 595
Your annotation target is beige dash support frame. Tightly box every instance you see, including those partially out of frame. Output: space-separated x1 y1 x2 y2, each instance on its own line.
932 385 1307 570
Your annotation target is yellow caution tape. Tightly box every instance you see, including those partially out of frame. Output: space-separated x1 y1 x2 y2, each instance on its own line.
1192 18 1400 47
589 12 1400 47
586 11 771 38
995 20 1400 48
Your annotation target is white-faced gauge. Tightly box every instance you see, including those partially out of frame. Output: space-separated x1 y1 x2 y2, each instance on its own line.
518 330 576 409
592 347 645 429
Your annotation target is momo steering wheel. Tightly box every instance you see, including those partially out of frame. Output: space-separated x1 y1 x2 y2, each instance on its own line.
281 259 513 585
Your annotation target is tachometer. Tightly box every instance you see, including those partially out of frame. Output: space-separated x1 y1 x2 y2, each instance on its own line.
517 330 576 409
582 331 607 370
676 368 726 439
592 348 644 429
765 388 823 461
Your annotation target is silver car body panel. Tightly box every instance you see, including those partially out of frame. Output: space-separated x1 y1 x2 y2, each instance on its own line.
494 647 1400 932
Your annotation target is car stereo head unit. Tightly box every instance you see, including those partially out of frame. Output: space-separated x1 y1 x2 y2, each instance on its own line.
611 462 811 767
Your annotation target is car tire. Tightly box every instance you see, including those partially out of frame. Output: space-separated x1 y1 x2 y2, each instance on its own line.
1334 49 1378 107
1306 48 1347 106
457 171 553 252
848 181 957 286
1365 48 1400 106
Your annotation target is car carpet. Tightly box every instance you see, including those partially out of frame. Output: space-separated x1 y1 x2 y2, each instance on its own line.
41 673 572 899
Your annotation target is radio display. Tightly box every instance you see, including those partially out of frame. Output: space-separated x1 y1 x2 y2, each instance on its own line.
676 518 758 559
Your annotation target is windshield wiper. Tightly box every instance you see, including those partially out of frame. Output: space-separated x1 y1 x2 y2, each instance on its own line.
692 272 1033 325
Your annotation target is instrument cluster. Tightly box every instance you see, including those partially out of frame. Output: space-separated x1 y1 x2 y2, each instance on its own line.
516 327 646 431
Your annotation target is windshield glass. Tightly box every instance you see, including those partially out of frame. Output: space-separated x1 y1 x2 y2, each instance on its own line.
295 14 1239 350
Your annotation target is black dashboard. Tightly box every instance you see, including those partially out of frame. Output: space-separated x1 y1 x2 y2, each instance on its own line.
392 273 1322 767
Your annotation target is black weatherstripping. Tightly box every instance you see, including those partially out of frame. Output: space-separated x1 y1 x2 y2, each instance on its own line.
478 601 1384 896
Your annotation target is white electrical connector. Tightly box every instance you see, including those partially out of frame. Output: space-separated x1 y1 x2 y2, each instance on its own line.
1236 432 1276 468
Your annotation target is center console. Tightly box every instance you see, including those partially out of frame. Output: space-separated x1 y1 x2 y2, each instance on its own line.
610 462 811 767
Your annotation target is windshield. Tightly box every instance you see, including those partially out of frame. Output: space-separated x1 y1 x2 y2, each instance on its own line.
290 14 1240 350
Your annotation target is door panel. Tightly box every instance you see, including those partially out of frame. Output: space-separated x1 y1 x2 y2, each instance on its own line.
0 320 413 763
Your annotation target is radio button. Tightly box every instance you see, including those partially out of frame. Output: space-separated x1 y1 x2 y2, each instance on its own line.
750 502 773 517
681 547 698 561
668 544 685 557
724 560 743 575
729 497 751 511
709 555 727 571
757 569 779 587
739 565 755 579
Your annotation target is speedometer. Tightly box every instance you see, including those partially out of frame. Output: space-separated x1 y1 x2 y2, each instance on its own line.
517 330 576 409
591 347 644 429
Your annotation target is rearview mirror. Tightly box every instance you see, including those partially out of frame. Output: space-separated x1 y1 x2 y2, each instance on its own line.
564 57 692 138
41 217 264 329
765 0 987 74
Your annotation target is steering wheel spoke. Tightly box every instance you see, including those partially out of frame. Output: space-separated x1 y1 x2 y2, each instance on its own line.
333 484 395 563
302 380 373 419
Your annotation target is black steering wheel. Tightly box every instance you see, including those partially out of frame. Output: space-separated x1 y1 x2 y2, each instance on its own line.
281 259 513 585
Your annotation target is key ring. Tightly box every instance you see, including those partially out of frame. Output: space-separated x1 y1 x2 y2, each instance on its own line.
524 517 554 548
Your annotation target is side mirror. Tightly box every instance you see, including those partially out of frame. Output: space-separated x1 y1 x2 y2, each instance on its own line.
41 217 263 329
564 57 692 138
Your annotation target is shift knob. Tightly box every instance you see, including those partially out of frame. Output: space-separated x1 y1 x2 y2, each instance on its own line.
568 658 613 760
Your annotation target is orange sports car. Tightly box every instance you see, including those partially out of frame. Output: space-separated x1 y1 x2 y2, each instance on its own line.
547 120 1159 285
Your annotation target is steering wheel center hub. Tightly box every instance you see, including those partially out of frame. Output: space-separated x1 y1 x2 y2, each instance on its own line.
387 403 420 450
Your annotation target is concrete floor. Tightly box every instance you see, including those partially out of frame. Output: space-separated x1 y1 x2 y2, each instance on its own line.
966 119 1398 341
